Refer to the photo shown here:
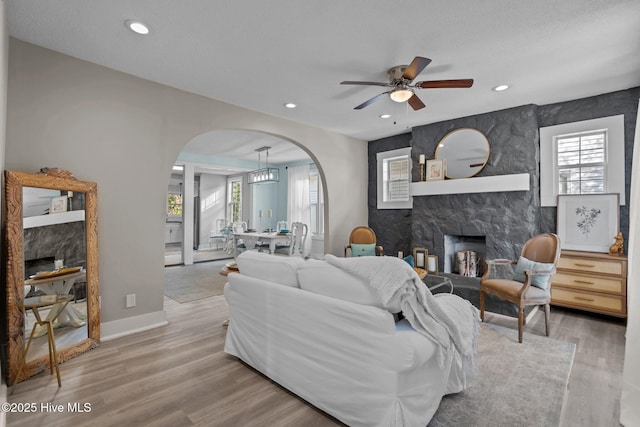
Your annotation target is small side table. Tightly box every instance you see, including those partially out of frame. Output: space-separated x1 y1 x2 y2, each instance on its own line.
16 294 73 387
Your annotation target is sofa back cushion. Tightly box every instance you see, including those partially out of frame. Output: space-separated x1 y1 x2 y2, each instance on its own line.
236 251 305 287
297 259 383 308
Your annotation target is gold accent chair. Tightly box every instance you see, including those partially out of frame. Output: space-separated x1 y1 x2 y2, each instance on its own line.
480 233 561 343
344 226 383 257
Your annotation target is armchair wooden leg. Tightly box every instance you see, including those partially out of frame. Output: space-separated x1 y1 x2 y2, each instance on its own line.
479 290 485 322
544 304 551 336
518 308 524 343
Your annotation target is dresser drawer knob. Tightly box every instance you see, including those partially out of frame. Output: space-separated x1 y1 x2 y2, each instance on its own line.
574 263 596 268
574 296 595 302
573 279 594 285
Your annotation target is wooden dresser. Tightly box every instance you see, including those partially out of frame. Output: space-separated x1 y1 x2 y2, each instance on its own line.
551 250 627 317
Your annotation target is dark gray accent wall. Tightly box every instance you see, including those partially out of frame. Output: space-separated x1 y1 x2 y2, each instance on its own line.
24 221 86 277
369 87 638 269
368 133 412 256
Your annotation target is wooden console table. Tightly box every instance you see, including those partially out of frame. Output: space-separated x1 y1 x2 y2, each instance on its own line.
550 250 627 317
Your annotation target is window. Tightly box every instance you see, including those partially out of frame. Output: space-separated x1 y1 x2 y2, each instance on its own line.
167 180 183 219
167 194 183 216
540 115 625 206
377 147 413 209
227 176 242 222
309 171 324 235
556 130 606 195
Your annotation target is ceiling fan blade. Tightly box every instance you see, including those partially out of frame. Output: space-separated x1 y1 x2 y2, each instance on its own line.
354 91 390 110
402 57 432 82
341 81 392 87
415 79 474 89
407 94 426 111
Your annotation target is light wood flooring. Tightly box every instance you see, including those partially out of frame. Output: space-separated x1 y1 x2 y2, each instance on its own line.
8 295 626 427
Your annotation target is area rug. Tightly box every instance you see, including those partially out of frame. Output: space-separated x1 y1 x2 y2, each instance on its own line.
428 323 576 427
163 259 230 303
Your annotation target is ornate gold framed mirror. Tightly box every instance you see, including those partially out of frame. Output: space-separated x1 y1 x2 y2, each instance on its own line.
5 169 100 386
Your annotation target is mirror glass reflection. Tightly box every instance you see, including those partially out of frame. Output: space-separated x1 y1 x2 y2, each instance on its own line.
435 128 490 179
22 187 88 363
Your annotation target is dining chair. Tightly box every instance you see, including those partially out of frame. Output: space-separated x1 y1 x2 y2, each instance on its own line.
288 222 308 257
209 218 228 250
480 233 561 343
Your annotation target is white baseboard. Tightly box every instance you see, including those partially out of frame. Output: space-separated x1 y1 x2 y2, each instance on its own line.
101 310 168 342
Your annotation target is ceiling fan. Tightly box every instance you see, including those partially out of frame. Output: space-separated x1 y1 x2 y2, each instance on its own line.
341 56 473 111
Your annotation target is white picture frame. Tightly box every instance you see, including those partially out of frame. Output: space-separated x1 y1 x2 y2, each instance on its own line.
50 195 68 214
557 193 619 253
426 159 445 181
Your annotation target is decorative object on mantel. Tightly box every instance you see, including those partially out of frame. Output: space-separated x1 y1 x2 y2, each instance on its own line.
39 167 76 180
557 193 620 253
426 159 446 181
412 247 428 269
427 255 439 273
435 128 490 179
609 232 624 256
456 250 478 277
419 154 426 181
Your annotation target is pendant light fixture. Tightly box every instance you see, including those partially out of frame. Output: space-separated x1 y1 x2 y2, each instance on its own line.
248 146 279 184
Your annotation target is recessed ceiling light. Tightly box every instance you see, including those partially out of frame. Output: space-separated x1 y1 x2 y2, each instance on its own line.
492 84 510 92
380 114 391 119
284 103 296 109
125 20 150 35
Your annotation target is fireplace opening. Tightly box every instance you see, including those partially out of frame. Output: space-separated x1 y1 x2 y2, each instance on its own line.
444 235 487 277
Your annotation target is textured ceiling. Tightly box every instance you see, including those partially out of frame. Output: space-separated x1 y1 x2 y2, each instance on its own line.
6 0 640 165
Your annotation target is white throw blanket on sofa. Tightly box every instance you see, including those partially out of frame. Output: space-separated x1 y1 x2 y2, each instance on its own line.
325 254 479 375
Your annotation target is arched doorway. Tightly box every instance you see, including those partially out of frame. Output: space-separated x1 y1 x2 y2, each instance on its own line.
165 129 328 266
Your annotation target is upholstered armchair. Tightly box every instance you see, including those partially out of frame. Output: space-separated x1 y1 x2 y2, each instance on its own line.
480 233 561 343
344 226 383 257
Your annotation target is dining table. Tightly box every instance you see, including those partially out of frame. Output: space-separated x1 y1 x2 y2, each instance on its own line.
232 231 292 256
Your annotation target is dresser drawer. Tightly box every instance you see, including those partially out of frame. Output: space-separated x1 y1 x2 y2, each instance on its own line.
552 272 625 295
557 256 624 276
552 288 625 314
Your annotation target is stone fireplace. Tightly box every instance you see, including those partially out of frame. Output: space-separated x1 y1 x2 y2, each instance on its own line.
443 235 486 276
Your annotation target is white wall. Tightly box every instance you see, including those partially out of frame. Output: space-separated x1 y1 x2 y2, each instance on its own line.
5 39 368 336
620 101 640 426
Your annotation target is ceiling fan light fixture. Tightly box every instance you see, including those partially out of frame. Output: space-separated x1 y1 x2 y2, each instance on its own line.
389 88 413 103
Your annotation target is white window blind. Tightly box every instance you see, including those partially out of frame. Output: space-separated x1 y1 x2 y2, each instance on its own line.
556 130 606 195
377 147 413 209
386 157 410 201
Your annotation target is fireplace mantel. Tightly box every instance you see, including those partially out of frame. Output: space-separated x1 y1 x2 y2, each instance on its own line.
410 173 530 196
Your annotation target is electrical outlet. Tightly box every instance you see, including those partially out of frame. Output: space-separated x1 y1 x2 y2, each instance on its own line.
126 293 136 308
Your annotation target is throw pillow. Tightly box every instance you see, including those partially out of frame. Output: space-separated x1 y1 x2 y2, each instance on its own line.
512 256 555 290
403 254 415 268
350 243 376 257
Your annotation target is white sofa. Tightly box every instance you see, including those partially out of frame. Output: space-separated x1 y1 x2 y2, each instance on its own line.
224 251 473 427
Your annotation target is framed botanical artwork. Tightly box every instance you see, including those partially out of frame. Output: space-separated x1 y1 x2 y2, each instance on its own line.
426 159 445 181
50 195 68 214
412 247 428 269
557 193 619 253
